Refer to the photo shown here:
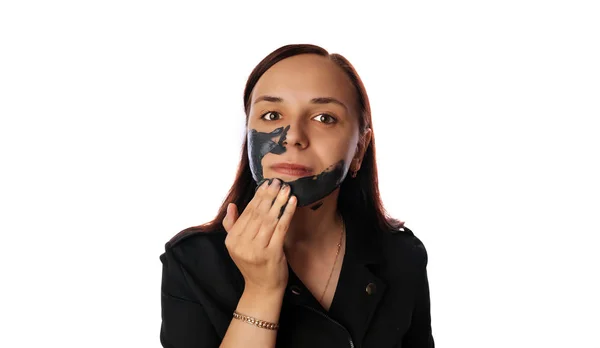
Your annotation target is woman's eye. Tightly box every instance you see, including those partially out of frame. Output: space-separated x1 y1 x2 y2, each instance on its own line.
260 111 336 124
260 111 281 121
313 113 337 124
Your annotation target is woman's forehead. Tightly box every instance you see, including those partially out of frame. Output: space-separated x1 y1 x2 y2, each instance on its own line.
252 55 356 105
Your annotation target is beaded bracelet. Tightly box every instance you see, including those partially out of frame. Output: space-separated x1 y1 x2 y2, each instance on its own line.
232 311 279 330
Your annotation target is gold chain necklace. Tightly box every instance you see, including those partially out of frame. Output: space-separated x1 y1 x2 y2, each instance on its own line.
319 216 345 304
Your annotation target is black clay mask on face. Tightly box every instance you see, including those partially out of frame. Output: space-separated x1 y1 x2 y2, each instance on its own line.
247 125 349 207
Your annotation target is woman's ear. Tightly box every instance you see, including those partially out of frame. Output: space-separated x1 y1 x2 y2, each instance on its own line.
352 128 372 171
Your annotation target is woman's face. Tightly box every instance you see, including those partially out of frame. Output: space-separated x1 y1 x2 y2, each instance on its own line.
247 54 366 207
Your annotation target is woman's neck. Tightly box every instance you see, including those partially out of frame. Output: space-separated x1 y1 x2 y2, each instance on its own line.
283 188 342 255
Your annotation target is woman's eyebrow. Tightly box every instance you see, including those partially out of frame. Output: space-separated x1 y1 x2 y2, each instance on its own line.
254 95 348 111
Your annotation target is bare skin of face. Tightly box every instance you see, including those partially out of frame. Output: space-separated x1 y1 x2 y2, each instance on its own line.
247 54 372 286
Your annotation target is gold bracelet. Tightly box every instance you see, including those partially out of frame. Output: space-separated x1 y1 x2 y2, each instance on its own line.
232 311 279 330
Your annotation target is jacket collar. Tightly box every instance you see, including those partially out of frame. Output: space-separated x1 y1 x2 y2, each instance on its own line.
341 207 385 266
335 207 387 345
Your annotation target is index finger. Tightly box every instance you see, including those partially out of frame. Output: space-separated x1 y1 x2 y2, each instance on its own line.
229 179 270 235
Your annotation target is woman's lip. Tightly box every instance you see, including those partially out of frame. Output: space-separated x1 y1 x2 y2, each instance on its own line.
271 167 313 177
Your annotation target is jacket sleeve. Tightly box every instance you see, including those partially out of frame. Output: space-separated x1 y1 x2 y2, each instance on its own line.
160 245 221 348
401 238 435 348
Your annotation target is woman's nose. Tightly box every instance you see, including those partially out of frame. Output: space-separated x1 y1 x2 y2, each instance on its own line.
281 122 308 149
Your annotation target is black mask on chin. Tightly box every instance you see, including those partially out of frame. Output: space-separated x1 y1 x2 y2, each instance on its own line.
247 125 349 207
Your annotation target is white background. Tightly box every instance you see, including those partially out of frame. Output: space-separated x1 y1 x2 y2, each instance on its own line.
1 1 599 347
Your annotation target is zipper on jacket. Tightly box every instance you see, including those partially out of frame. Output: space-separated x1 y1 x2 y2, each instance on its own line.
300 304 355 348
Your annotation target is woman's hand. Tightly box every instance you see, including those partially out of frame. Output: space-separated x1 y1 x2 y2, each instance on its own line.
222 178 297 293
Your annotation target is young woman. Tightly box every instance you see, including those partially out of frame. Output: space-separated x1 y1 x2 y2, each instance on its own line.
159 44 434 348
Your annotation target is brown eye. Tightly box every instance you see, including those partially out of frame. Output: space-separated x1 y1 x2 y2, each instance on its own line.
260 111 281 121
312 113 337 124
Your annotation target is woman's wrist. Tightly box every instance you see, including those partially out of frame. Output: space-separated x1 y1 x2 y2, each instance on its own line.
232 311 279 330
236 286 286 324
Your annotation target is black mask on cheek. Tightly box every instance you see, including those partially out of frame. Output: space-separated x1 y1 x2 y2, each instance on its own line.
247 125 348 207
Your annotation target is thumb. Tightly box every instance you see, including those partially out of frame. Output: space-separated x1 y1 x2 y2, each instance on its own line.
222 203 238 232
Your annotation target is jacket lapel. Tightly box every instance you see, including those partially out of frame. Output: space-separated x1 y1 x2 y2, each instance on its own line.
329 208 387 347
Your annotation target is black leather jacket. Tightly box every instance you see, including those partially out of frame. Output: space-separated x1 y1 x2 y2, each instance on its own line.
159 208 434 348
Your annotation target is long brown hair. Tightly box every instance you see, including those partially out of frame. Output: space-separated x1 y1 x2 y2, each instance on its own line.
197 44 404 234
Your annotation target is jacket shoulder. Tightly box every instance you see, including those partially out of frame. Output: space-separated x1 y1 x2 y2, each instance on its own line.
161 224 230 273
160 223 240 302
383 224 429 269
165 224 226 250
